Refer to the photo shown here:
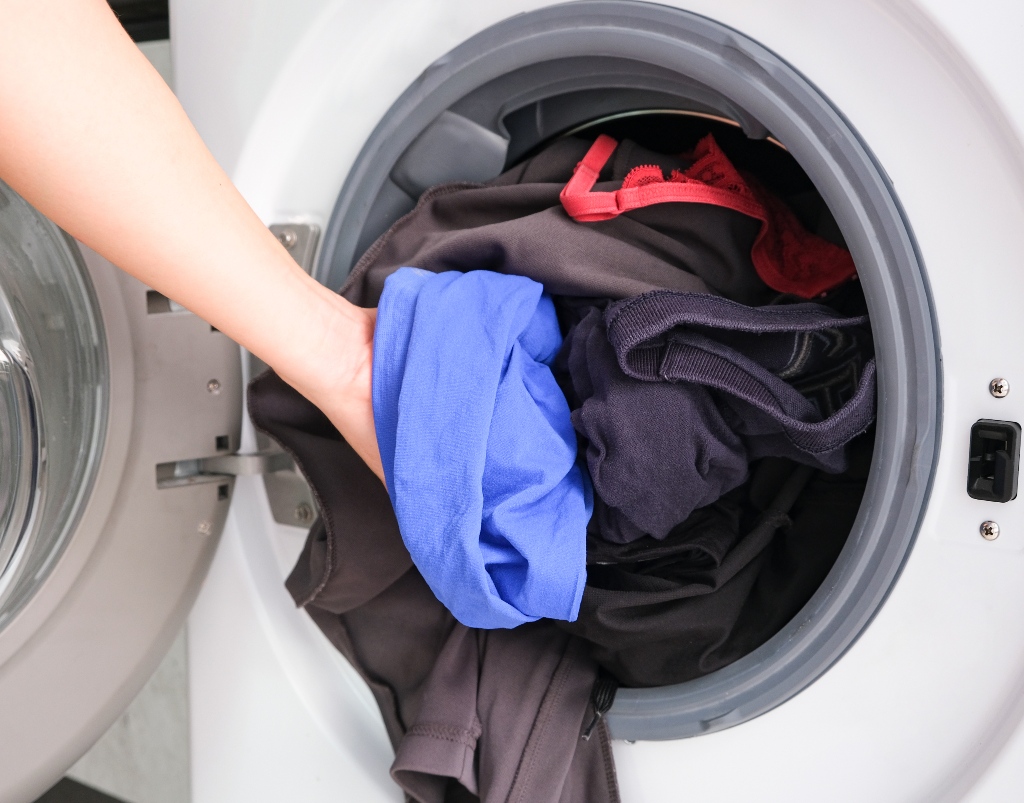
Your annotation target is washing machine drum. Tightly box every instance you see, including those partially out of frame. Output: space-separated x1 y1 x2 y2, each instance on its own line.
252 1 939 745
254 123 877 678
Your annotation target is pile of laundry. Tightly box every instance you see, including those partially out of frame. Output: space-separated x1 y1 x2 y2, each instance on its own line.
249 131 876 803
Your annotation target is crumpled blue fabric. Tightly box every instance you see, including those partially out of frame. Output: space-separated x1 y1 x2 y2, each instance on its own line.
372 268 592 629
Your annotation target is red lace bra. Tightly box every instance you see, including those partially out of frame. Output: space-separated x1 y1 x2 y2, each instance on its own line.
559 133 856 299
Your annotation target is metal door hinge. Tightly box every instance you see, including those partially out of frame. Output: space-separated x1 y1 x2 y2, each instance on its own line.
270 223 320 274
156 449 319 529
197 451 294 476
156 450 294 488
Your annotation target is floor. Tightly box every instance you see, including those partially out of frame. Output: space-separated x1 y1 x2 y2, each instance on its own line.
34 780 127 803
32 626 191 803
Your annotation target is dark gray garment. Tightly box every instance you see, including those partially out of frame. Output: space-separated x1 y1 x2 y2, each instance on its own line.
565 291 875 542
392 624 618 803
341 138 771 308
248 371 618 803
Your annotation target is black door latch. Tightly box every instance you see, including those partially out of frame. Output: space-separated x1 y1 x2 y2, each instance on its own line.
967 419 1021 503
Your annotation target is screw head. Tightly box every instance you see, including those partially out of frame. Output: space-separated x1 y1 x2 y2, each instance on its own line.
197 520 213 536
277 228 298 249
981 520 1000 541
990 378 1010 398
295 502 314 524
207 379 221 395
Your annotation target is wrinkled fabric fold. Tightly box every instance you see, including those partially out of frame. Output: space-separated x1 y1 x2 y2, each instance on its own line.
373 268 593 629
392 623 619 803
606 291 876 459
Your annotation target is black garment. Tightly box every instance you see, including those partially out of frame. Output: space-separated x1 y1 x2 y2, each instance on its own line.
558 444 870 687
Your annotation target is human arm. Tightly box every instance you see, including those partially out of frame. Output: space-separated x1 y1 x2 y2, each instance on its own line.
0 0 384 479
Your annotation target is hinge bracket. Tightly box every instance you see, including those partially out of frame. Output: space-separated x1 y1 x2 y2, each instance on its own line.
156 450 294 489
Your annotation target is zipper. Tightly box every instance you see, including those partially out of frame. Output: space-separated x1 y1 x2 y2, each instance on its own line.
581 672 619 741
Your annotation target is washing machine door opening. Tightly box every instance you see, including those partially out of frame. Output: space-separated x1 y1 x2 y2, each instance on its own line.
317 1 939 741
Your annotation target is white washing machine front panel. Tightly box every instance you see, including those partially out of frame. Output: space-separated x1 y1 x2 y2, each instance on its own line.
175 1 1024 800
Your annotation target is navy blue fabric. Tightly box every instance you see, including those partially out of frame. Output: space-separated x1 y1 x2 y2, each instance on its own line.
565 291 874 543
373 268 593 630
567 309 749 544
606 291 876 459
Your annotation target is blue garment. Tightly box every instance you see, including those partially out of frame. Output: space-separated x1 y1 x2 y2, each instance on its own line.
373 268 592 629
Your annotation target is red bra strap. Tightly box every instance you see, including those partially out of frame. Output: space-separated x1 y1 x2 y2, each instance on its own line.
560 134 763 223
558 134 857 298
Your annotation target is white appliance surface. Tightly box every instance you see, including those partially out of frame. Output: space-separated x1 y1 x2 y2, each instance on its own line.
172 1 1024 800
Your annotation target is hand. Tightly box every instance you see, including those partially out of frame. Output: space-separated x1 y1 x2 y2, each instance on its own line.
272 290 384 481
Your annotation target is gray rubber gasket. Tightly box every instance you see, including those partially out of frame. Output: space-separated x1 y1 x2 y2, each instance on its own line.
317 0 940 741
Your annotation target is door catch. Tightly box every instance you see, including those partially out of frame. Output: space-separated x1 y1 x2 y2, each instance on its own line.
967 419 1021 503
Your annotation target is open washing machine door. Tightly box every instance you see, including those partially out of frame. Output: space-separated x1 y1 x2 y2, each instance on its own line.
176 0 1024 801
0 183 248 802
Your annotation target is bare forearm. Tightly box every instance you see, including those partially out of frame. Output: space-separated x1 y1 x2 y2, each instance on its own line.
0 0 321 366
0 0 382 476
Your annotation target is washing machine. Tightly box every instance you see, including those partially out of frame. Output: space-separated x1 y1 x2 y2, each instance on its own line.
2 0 1024 801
